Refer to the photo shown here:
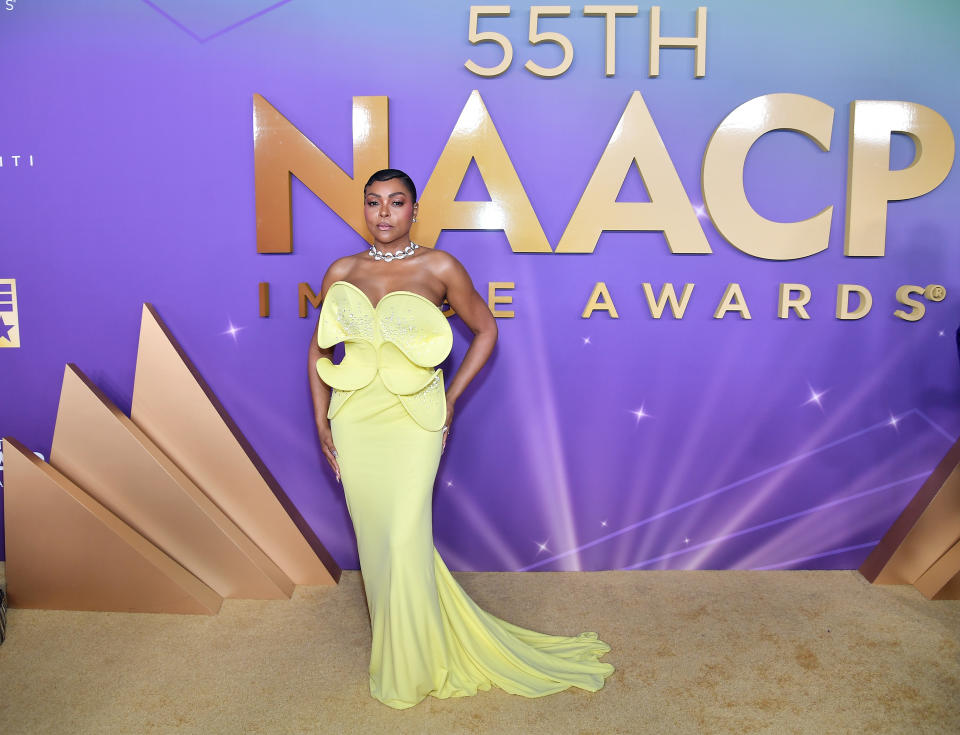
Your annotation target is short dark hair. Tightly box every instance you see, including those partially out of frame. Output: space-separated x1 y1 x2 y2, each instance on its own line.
364 168 417 201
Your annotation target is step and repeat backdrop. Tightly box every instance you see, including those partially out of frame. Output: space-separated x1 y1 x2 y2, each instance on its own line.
1 0 958 571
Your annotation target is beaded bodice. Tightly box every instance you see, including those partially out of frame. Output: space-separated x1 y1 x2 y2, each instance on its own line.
315 280 453 431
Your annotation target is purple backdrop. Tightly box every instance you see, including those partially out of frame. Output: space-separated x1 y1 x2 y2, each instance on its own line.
1 0 958 571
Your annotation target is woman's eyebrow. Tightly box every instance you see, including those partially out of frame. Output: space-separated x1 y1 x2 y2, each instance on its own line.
366 192 407 198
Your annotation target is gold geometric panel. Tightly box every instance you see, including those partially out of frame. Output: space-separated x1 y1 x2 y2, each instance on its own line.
931 568 960 600
2 436 221 614
859 434 960 587
130 303 339 585
49 364 294 600
913 539 960 600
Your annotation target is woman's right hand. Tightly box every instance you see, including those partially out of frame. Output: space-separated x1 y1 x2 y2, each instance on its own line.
316 420 341 483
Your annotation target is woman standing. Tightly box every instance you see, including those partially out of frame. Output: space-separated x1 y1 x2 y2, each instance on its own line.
308 168 614 709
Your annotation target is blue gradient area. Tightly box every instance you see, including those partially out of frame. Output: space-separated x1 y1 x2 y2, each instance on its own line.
0 0 957 571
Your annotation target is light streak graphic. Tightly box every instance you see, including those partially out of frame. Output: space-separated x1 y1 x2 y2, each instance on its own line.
624 473 929 569
514 264 582 570
914 409 957 442
682 326 940 569
750 541 881 570
518 409 947 571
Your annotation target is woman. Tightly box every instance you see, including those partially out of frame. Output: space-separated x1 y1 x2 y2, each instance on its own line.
308 168 614 709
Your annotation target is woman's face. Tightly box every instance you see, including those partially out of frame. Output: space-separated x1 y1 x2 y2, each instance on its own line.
363 178 417 246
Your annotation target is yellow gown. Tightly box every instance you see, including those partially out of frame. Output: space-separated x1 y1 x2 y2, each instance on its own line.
316 280 615 710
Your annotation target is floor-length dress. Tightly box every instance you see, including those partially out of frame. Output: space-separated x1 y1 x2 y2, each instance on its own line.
316 280 614 709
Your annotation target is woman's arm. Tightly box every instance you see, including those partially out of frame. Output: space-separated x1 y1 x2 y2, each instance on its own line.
308 316 334 430
436 253 499 443
308 259 350 481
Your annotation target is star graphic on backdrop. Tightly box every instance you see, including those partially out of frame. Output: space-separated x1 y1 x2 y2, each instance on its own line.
804 383 828 410
222 319 245 342
535 539 550 554
600 519 608 527
445 480 454 487
0 316 14 342
693 204 707 218
939 330 946 337
631 404 651 423
582 336 591 345
888 412 901 430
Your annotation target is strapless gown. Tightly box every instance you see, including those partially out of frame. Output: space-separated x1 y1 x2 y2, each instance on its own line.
315 280 614 709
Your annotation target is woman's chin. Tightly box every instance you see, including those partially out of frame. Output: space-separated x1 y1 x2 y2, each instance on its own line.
370 232 409 245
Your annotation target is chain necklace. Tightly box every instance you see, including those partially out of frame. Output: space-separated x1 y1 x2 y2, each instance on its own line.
368 241 419 262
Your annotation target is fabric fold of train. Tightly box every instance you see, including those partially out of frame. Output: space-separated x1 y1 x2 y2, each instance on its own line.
368 545 614 710
431 548 615 700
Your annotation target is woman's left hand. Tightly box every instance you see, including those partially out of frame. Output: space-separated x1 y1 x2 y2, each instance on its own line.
441 401 455 454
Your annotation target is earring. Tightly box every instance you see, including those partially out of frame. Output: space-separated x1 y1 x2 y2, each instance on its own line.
412 216 418 222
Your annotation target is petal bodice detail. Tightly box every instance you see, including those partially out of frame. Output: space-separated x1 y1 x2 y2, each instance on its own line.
316 280 453 431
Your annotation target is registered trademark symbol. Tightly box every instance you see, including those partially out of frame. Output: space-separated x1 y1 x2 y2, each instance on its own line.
924 284 946 302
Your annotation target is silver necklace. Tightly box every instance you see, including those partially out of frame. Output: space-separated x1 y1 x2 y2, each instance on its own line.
368 241 419 263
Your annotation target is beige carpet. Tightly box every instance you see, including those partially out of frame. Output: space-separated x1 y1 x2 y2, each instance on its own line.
0 561 958 734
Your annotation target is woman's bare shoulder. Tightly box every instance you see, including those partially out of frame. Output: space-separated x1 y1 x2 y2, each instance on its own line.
420 246 464 275
320 253 362 296
421 247 472 286
328 252 365 274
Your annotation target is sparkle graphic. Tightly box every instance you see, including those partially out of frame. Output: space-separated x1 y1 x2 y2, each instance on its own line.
535 540 550 554
684 537 690 545
222 320 245 342
938 330 946 337
600 519 608 527
888 412 901 430
446 480 454 487
631 404 650 423
582 336 591 345
804 383 828 410
693 203 707 218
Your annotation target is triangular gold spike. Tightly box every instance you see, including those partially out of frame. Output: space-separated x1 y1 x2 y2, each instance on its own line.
3 436 221 614
50 364 294 600
860 435 960 593
131 303 339 585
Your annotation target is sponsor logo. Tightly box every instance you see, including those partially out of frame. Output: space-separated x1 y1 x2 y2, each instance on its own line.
0 279 18 348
